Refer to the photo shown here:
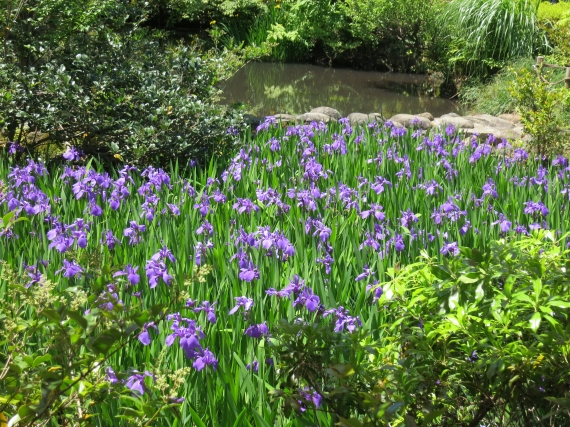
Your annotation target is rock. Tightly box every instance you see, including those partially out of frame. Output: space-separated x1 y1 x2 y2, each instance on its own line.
368 113 384 122
244 114 261 127
464 124 522 141
273 113 296 122
296 112 333 123
389 114 431 130
392 121 405 129
417 112 434 121
433 114 474 129
498 114 522 125
462 114 514 130
310 106 342 120
347 112 372 125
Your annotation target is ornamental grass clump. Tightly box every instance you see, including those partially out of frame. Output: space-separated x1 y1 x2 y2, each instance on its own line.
1 116 570 425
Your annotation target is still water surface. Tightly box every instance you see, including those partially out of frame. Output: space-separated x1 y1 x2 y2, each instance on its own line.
221 62 463 118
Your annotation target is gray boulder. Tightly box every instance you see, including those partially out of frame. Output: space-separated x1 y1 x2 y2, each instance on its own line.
273 113 296 122
433 114 474 129
462 114 514 130
310 106 342 120
347 112 372 125
296 112 333 123
389 114 432 130
417 112 434 121
498 114 522 125
464 124 522 141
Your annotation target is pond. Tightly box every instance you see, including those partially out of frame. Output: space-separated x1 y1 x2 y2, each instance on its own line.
220 62 463 118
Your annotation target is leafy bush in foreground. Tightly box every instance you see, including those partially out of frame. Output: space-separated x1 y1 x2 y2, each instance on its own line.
270 231 570 426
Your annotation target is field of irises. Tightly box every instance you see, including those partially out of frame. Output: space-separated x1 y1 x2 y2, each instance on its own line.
1 117 569 426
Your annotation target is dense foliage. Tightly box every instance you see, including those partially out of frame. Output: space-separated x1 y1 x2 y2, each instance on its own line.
2 116 570 425
150 0 561 88
0 0 247 167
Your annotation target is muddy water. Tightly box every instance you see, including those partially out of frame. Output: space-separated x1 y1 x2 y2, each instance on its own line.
220 62 463 118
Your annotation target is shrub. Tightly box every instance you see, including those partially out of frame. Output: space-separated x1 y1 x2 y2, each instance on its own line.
271 232 570 426
508 66 570 157
538 0 570 22
0 0 247 167
0 251 188 426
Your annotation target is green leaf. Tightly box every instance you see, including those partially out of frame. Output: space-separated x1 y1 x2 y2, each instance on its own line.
1 212 15 228
118 407 145 418
252 410 271 427
188 405 207 427
458 273 479 284
41 309 61 324
130 311 150 327
338 417 363 427
431 265 451 280
90 333 119 356
232 408 248 427
67 311 88 329
421 410 445 426
386 401 405 416
326 364 355 379
17 405 34 419
529 312 542 332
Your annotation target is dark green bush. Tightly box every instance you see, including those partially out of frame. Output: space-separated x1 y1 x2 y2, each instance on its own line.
0 0 247 167
271 231 570 426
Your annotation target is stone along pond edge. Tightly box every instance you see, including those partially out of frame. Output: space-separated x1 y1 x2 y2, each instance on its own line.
245 107 525 141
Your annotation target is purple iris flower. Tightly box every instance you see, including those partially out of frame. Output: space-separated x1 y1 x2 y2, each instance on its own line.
524 201 549 217
293 288 321 312
355 265 374 282
62 147 82 161
299 387 323 408
229 296 254 315
323 306 362 333
193 301 217 324
138 322 158 345
125 371 154 395
23 262 43 288
239 261 259 282
113 264 140 285
366 282 383 302
246 360 259 372
360 203 385 221
123 221 146 245
101 230 120 250
392 234 405 252
145 258 173 288
400 209 419 228
244 322 270 338
106 367 119 384
151 246 176 263
55 259 83 278
482 178 498 198
370 176 392 194
165 313 205 359
193 348 218 371
492 214 512 233
440 241 460 256
196 220 214 235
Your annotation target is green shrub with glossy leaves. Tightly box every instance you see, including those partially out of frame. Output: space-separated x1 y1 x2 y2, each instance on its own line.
271 231 570 426
0 0 248 168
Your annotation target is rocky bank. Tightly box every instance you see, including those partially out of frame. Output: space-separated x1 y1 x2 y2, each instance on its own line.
246 107 525 141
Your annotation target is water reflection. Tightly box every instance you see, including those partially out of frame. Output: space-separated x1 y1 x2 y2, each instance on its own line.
220 62 463 118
